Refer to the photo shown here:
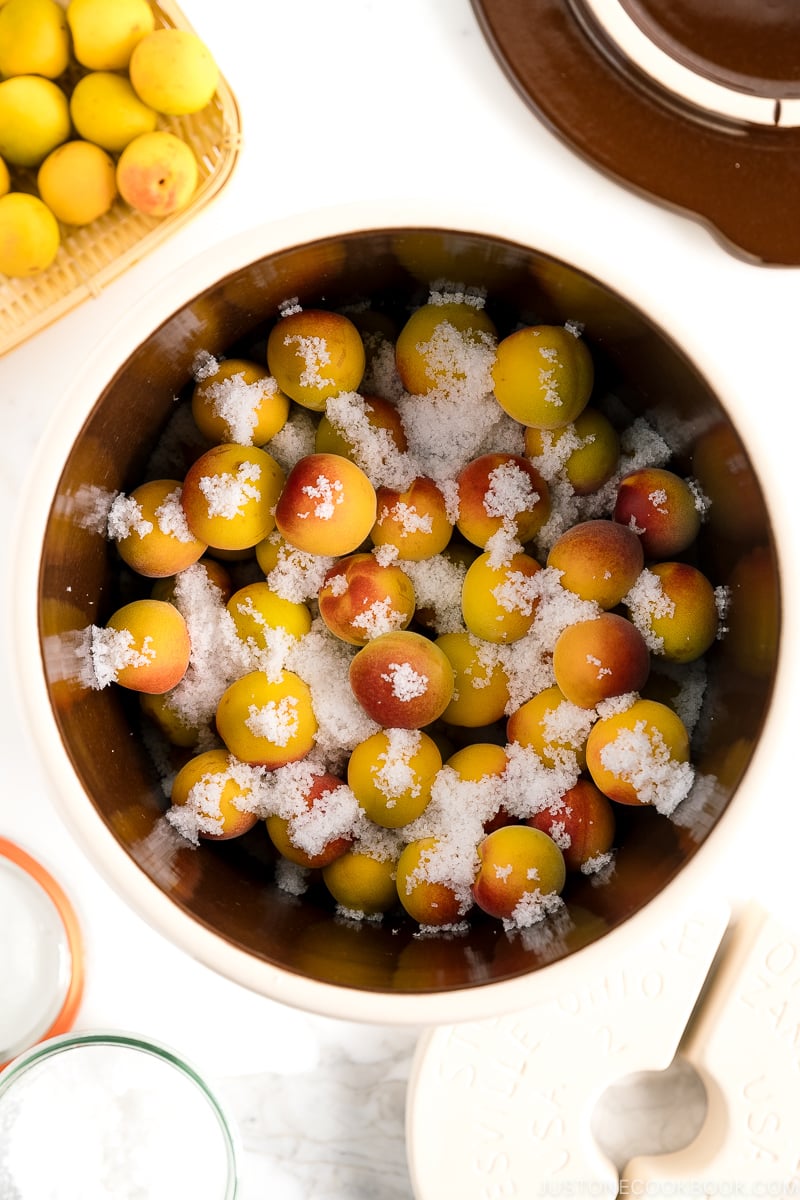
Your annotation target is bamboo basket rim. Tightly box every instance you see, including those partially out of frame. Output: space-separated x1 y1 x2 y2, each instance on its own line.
0 0 242 358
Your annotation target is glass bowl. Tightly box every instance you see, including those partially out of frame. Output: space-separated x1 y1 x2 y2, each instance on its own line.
0 1031 239 1199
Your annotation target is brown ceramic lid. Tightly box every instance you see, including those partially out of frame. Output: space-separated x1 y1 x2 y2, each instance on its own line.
620 0 800 95
472 0 800 264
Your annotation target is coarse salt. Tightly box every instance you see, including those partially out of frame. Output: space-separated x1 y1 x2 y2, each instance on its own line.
286 622 379 768
351 596 409 639
263 534 335 604
89 626 154 689
199 461 261 519
624 568 674 651
505 887 565 932
483 460 539 521
648 487 669 514
492 567 542 617
399 835 475 918
160 563 247 736
581 850 615 876
191 349 219 381
502 741 581 821
428 284 487 309
599 721 695 816
283 333 332 389
245 696 300 746
155 487 196 543
266 408 317 473
299 474 344 521
372 729 422 800
377 500 433 538
381 661 428 701
199 370 279 445
107 494 152 541
324 391 415 491
361 332 407 403
0 1042 233 1200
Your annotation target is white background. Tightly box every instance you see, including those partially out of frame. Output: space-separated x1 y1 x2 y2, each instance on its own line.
2 1 799 1195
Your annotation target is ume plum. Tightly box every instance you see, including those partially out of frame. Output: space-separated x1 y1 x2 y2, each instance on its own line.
553 613 650 708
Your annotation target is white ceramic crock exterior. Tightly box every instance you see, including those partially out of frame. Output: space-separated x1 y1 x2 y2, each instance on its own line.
11 199 795 1025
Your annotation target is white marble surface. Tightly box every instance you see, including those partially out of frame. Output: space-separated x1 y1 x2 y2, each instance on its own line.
2 1 800 1195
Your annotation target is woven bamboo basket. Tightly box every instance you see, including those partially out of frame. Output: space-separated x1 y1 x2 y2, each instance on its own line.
0 1 242 356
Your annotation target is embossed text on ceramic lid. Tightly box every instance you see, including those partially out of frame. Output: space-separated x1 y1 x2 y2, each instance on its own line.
472 0 800 264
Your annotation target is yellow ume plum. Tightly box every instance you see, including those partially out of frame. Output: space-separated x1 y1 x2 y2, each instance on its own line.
506 685 590 770
66 0 155 70
553 613 650 708
586 698 692 810
70 72 158 154
348 728 442 828
215 669 317 768
627 562 718 664
395 302 496 395
528 778 615 873
492 324 593 429
111 479 207 578
446 742 508 783
349 630 455 729
456 453 551 549
274 452 376 557
129 28 219 116
0 192 60 277
170 748 258 841
267 310 366 412
181 443 285 551
117 130 198 218
265 772 353 869
472 825 566 921
461 550 542 643
436 631 510 727
103 599 191 694
317 553 416 646
38 140 118 227
547 519 643 610
525 407 620 495
371 477 453 561
395 837 469 926
192 359 290 446
0 75 70 167
315 394 407 461
613 467 701 559
322 851 398 915
0 0 69 78
226 582 312 649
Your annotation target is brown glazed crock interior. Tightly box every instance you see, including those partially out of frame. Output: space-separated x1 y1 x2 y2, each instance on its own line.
38 228 780 994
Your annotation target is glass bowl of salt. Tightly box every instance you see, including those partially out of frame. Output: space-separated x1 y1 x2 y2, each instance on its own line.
0 1032 239 1199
